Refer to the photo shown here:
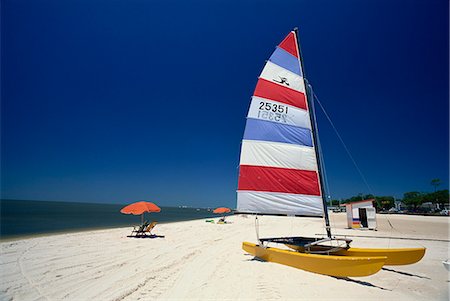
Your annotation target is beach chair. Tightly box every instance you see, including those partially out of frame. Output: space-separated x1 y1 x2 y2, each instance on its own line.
130 221 149 237
217 217 227 224
140 221 157 237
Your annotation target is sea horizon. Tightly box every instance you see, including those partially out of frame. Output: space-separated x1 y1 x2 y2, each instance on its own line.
0 199 223 240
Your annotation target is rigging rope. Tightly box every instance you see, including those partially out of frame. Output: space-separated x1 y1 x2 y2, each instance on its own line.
307 86 425 249
310 89 375 197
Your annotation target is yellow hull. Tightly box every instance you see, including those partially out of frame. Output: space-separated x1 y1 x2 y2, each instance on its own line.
285 244 425 266
333 247 426 265
243 242 386 277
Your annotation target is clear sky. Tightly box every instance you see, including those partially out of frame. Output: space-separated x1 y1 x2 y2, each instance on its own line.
2 0 448 207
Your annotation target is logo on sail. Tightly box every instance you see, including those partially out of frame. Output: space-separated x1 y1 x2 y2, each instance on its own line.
273 76 290 86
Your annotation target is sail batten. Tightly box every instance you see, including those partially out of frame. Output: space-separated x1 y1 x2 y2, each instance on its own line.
237 30 323 217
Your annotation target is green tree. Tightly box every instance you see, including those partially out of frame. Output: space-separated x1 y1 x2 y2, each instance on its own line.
402 191 425 210
424 189 449 206
375 196 395 211
430 179 442 192
344 194 375 204
330 199 341 206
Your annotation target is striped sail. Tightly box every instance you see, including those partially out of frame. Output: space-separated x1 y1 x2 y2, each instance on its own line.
237 31 324 217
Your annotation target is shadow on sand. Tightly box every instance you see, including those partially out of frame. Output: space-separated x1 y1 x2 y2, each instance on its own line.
331 276 390 290
127 234 165 239
245 255 266 262
381 267 430 279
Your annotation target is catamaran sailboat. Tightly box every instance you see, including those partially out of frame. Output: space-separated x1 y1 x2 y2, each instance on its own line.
236 28 425 277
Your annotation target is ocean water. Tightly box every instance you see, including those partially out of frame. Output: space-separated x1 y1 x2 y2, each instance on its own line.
0 199 221 239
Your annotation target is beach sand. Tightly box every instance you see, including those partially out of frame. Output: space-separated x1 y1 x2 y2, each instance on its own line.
0 213 448 300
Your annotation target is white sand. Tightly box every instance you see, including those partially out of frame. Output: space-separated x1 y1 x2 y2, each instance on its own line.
0 213 448 300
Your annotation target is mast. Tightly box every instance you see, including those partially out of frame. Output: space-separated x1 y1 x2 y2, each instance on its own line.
294 28 332 238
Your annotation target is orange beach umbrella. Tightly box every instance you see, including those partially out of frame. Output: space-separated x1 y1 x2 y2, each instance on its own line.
213 207 231 214
120 201 161 224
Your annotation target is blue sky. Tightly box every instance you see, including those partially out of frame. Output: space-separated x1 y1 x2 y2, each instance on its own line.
2 0 448 207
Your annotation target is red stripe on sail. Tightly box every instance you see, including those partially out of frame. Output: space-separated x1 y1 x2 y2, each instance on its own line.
254 79 307 110
238 165 321 196
279 32 298 58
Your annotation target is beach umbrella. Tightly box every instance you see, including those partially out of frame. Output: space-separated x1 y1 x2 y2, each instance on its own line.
213 207 231 222
120 201 161 224
213 207 231 214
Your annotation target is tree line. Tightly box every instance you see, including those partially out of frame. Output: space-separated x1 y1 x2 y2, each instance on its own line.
330 179 449 212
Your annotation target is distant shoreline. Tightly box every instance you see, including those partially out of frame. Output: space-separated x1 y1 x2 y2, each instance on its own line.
0 199 221 240
0 215 220 242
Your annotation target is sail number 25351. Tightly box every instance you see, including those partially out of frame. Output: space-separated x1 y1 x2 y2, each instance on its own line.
258 102 289 114
257 101 289 123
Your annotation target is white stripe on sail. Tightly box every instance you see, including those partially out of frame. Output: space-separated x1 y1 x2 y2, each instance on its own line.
259 61 305 93
247 96 312 129
237 191 324 216
240 140 317 171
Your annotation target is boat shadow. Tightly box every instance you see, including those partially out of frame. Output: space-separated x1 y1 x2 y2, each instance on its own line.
381 267 431 279
246 256 266 262
331 276 390 290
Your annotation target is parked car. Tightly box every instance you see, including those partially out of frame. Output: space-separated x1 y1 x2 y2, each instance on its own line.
440 209 449 216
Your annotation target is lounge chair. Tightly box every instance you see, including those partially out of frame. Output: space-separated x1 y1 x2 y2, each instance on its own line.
130 221 149 237
140 221 158 237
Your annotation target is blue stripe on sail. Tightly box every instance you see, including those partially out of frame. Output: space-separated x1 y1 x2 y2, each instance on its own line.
243 118 312 147
269 47 302 77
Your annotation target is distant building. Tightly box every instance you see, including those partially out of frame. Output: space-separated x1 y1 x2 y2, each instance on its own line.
419 202 440 212
327 206 346 213
394 200 406 211
342 199 377 230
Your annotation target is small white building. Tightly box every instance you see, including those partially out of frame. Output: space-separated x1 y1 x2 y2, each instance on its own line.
343 199 377 230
